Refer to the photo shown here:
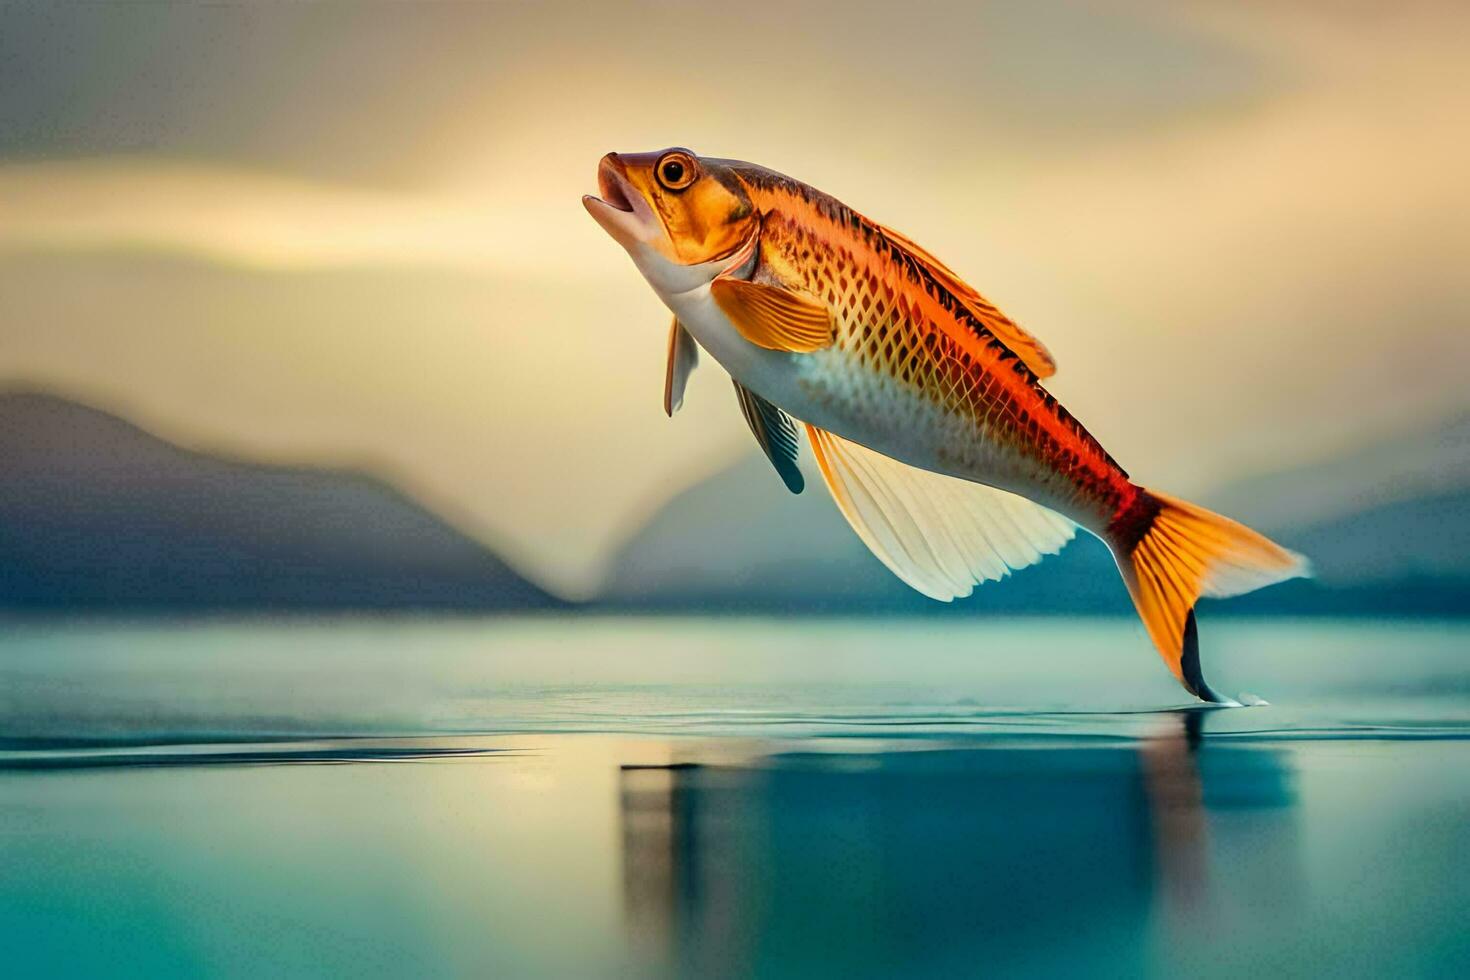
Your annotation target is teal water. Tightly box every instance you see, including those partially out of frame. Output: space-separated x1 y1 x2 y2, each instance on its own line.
1 617 1467 977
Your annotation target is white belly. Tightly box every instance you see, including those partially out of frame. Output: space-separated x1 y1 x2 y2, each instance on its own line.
663 283 959 472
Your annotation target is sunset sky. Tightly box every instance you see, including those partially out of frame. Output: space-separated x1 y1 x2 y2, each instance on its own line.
2 0 1466 596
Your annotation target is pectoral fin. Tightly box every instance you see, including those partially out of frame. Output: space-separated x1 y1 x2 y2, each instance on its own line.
710 277 833 353
734 382 804 494
805 425 1075 600
664 318 699 417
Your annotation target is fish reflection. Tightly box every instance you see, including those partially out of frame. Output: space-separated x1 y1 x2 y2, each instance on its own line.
619 763 689 972
1146 711 1303 956
620 717 1297 978
1141 709 1301 945
1141 711 1212 913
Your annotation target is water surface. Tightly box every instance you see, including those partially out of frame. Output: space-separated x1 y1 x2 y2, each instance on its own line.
1 617 1466 977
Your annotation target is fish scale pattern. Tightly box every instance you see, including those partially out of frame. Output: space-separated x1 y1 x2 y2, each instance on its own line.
751 190 1135 523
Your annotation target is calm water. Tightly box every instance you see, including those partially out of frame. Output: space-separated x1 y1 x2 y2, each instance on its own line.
1 616 1466 978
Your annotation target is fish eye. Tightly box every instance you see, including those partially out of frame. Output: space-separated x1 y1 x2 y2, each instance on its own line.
656 152 697 191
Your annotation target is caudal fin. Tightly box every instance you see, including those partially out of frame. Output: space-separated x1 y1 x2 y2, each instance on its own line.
1110 488 1310 703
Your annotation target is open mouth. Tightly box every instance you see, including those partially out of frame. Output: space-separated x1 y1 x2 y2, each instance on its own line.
583 153 651 247
595 156 634 212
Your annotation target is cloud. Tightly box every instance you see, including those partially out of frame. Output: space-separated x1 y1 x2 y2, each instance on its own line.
0 1 1464 594
0 159 609 276
0 0 1271 184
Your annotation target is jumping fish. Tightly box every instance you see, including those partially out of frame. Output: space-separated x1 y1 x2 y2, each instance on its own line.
584 148 1309 702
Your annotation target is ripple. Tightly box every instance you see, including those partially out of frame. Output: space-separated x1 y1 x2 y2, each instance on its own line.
0 739 526 771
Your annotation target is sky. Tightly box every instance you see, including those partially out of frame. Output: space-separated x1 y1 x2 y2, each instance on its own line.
1 0 1466 596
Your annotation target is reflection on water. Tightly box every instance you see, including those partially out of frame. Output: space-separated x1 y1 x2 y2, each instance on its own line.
1141 712 1213 915
621 764 690 972
0 617 1466 977
1141 712 1302 962
619 712 1306 978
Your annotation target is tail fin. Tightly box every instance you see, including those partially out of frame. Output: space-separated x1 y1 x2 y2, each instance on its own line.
1109 488 1310 703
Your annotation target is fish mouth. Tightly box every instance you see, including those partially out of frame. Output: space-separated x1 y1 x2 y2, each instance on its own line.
583 153 653 247
594 155 634 211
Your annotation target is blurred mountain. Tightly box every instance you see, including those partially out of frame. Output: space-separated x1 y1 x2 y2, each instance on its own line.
600 418 1470 617
600 454 911 611
1206 414 1469 608
0 392 558 611
600 453 1131 615
1205 414 1470 534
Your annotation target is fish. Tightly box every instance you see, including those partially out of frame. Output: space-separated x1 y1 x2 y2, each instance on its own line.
583 147 1309 703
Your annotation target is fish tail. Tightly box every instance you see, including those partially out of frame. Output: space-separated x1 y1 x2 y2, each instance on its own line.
1108 488 1311 703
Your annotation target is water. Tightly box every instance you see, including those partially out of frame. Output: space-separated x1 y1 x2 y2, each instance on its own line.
1 616 1466 978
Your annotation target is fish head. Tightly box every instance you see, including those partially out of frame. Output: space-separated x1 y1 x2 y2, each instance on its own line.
583 148 756 293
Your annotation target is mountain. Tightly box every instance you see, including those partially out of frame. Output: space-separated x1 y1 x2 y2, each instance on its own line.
1204 413 1470 612
600 453 1130 614
600 420 1470 616
1205 414 1470 536
0 391 558 611
1223 487 1470 616
600 454 917 611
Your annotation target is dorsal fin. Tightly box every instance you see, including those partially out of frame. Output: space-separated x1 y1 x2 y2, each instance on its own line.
664 318 699 417
734 382 804 494
806 424 1074 600
878 223 1058 378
